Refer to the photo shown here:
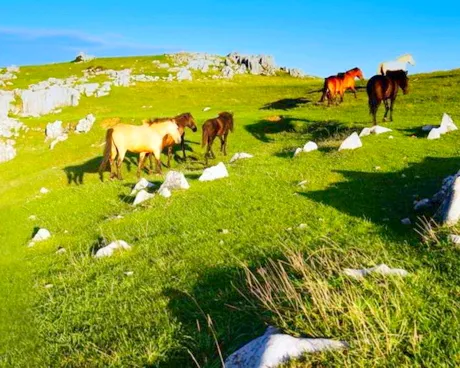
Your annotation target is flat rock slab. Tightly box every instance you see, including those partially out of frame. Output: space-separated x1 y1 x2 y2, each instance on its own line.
225 326 347 368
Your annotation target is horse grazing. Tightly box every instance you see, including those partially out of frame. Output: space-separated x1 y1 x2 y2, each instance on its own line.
143 112 197 170
378 54 415 75
319 67 364 104
99 121 181 180
366 70 409 125
202 112 234 165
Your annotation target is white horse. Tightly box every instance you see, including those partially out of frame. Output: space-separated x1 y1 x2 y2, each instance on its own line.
378 54 415 75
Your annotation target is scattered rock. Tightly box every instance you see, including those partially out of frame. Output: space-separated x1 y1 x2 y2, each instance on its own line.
130 178 155 195
133 190 155 206
339 132 362 151
225 326 348 368
401 218 411 225
230 152 253 163
94 240 131 258
199 162 229 182
343 264 409 279
75 114 96 133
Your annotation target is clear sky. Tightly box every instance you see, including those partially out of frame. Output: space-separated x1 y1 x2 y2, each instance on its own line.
1 0 459 77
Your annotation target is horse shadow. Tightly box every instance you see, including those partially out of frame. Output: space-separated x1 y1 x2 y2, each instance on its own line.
299 156 460 233
260 97 311 110
160 263 272 367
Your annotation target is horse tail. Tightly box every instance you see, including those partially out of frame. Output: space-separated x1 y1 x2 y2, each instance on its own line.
99 128 114 178
201 126 208 148
319 78 328 102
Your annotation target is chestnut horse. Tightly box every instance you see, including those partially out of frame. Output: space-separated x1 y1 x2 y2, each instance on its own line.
99 121 181 180
319 67 364 104
143 112 197 170
202 112 234 165
366 70 409 125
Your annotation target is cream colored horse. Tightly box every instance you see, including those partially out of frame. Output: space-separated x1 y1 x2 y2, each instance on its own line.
99 121 181 180
378 54 415 75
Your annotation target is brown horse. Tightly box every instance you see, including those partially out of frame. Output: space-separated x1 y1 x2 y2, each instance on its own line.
98 121 181 180
367 70 409 125
143 112 197 170
202 112 234 165
320 67 364 104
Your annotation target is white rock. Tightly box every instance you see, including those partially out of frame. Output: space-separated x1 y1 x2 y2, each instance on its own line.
160 171 190 191
49 134 68 149
225 326 348 368
230 152 254 163
94 240 131 258
133 189 155 206
344 264 408 279
440 113 457 132
158 186 172 198
130 178 155 195
75 114 96 133
448 234 460 244
302 141 318 152
401 218 411 225
422 125 434 132
29 228 51 246
40 187 50 194
199 162 229 181
427 128 441 140
293 147 303 157
339 132 362 151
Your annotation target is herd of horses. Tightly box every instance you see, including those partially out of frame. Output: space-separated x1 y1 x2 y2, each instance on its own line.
99 54 415 180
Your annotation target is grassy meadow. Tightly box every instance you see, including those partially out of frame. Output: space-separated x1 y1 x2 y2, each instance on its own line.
0 56 459 367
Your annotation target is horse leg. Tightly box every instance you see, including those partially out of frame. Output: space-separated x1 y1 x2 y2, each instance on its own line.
181 133 186 160
383 99 390 122
137 152 146 178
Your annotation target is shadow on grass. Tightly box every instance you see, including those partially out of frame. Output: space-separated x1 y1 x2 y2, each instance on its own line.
161 265 267 367
260 97 311 110
299 156 460 233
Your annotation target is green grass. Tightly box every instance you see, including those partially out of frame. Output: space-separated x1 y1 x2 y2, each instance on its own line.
0 57 459 367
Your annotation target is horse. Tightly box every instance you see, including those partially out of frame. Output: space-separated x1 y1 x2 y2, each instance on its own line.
378 54 415 75
98 121 182 180
366 70 409 125
202 112 234 165
143 112 197 171
339 67 364 99
319 67 363 104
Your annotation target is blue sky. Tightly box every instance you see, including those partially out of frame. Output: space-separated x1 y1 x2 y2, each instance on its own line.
1 1 459 77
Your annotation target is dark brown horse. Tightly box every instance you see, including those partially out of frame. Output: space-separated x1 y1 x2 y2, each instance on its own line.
202 112 234 165
366 70 409 125
143 112 197 171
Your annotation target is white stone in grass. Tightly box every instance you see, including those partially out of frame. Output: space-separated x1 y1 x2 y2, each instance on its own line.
343 264 409 279
302 141 318 152
440 113 457 133
158 186 172 198
225 326 348 368
133 190 155 206
160 171 190 190
130 178 155 195
427 128 441 140
94 240 131 258
293 147 303 157
40 187 49 194
230 152 254 163
339 132 362 151
401 218 411 225
422 125 435 132
199 162 228 181
29 228 51 246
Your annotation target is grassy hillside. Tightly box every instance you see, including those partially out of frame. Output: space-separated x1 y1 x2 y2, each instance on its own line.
0 56 459 367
